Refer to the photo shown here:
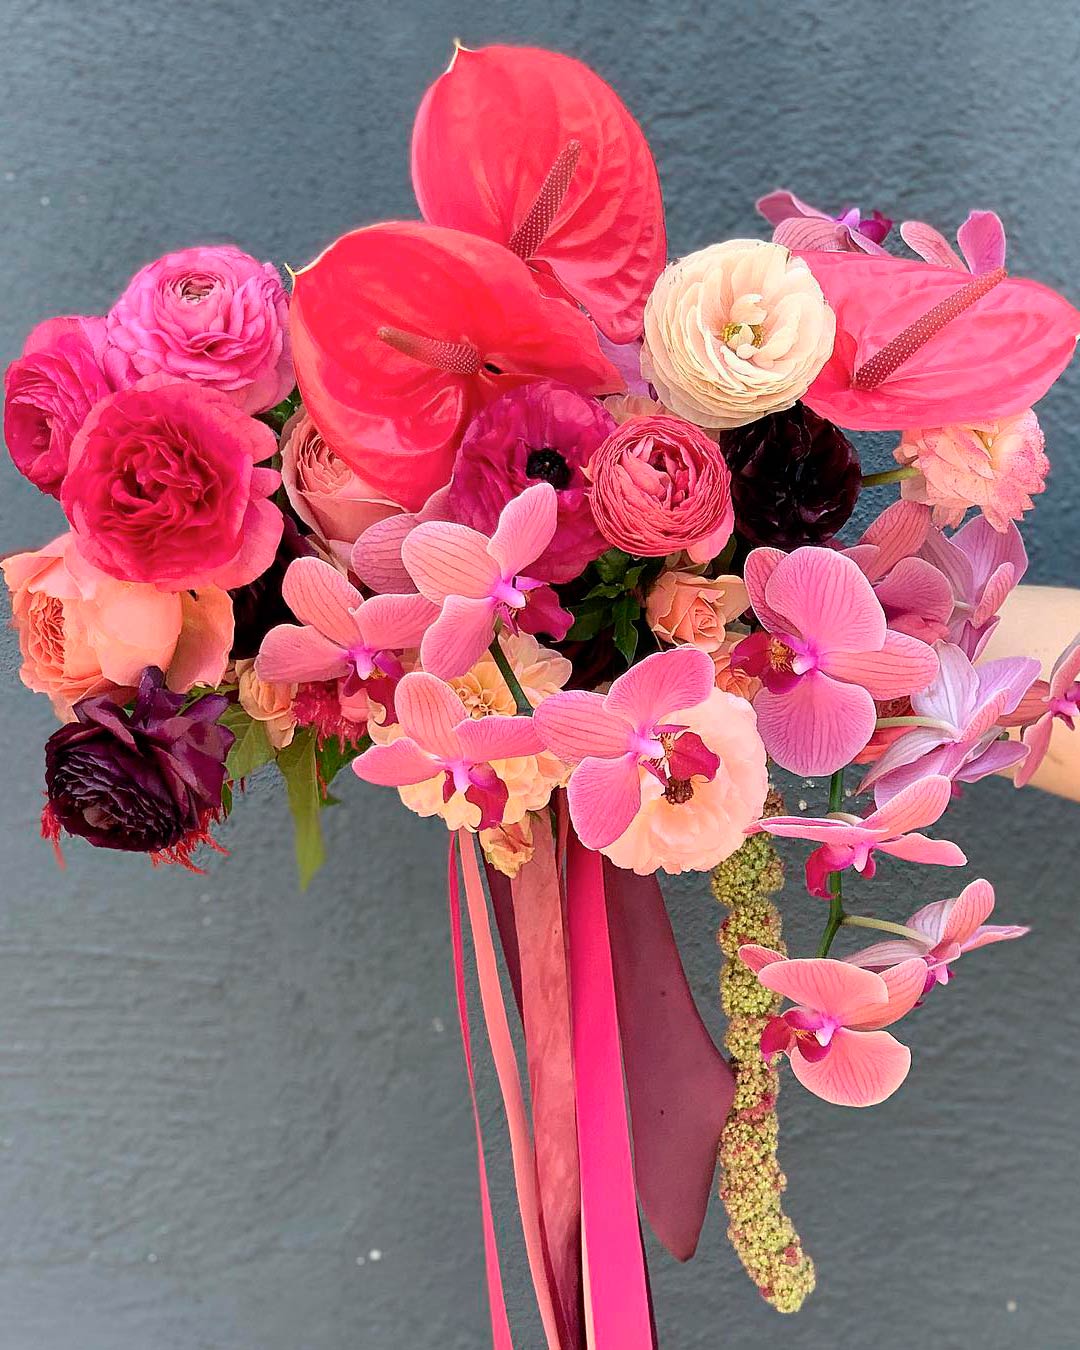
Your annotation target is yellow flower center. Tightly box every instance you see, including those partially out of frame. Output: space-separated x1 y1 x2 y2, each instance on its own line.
720 320 765 351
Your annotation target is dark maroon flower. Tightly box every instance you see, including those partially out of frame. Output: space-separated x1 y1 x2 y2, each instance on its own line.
229 513 314 659
42 667 234 863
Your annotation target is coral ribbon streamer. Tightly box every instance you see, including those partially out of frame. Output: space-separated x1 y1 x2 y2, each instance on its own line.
565 832 653 1349
456 832 562 1348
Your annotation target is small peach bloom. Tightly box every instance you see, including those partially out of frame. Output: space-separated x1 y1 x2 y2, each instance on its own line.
480 817 536 878
451 632 573 717
603 393 667 423
646 571 749 654
712 639 762 702
235 658 297 749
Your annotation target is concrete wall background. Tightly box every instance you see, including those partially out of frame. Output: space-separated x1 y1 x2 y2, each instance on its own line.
1 1 1078 1346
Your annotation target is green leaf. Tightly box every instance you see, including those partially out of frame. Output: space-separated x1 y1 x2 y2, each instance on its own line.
276 729 326 890
612 594 641 665
316 734 368 791
582 581 626 600
221 706 276 781
256 387 301 434
595 548 632 584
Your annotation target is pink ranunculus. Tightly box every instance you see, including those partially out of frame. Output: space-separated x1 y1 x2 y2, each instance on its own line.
2 533 233 718
587 414 735 562
105 245 293 414
3 315 116 497
280 407 404 567
646 571 749 654
446 380 615 584
62 377 283 592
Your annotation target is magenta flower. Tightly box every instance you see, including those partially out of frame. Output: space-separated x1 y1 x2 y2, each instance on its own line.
758 774 966 899
1014 635 1080 788
920 514 1028 658
899 210 1007 275
401 483 572 679
739 945 926 1107
757 190 892 254
842 501 953 643
532 647 722 849
352 671 542 830
255 556 437 721
846 879 1027 991
445 380 615 583
731 547 939 776
860 643 1040 804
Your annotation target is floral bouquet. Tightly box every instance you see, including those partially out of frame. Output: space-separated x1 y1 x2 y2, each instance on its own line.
5 39 1080 1348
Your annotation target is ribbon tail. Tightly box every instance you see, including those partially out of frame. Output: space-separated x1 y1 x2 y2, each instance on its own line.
603 859 736 1262
566 831 652 1349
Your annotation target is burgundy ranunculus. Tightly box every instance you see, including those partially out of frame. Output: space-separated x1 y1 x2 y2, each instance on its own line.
446 380 615 583
42 667 234 861
228 513 314 659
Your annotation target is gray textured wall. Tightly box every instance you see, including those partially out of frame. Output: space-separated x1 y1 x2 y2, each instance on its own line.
1 2 1078 1347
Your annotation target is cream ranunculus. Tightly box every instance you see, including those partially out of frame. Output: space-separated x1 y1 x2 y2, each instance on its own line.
641 240 835 430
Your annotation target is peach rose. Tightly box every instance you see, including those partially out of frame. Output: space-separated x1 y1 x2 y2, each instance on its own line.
480 817 536 878
280 408 404 565
235 658 297 750
3 533 233 718
646 571 749 654
711 638 762 702
642 239 835 429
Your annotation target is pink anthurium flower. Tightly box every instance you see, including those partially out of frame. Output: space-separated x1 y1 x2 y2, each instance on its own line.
798 250 1080 432
532 647 721 849
401 483 571 679
860 642 1040 804
757 190 892 254
738 945 927 1107
352 671 542 830
411 44 666 344
842 501 953 644
846 879 1028 991
920 514 1028 659
758 774 966 899
899 211 1007 275
731 546 939 776
255 557 438 721
1013 635 1080 788
290 221 621 512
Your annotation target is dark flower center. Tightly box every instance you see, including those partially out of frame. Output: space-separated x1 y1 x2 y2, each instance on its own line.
525 447 572 490
664 777 695 805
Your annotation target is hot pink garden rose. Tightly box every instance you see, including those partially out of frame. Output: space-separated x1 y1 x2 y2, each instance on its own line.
2 533 233 718
588 414 735 562
280 407 403 566
62 377 283 591
3 316 116 497
105 245 293 414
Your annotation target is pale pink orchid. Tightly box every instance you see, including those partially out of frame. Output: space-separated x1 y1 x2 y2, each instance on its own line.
352 671 542 830
1013 635 1080 788
351 484 454 595
400 483 572 679
255 556 438 722
757 190 892 255
532 647 721 849
899 210 1007 275
731 546 939 777
860 642 1039 804
920 514 1028 659
739 945 927 1107
846 879 1028 992
758 774 966 899
841 500 953 643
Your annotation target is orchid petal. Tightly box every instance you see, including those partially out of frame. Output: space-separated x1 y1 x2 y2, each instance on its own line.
790 1027 911 1107
742 548 789 633
846 958 928 1030
913 643 979 728
353 737 441 787
281 557 363 646
352 514 420 594
487 483 559 578
756 957 888 1023
533 690 636 763
846 939 928 970
355 592 440 651
961 923 1030 952
566 753 643 850
604 648 716 730
738 944 786 974
456 715 545 763
419 595 499 679
821 630 938 700
255 624 350 684
402 521 501 602
394 671 466 758
1015 713 1054 787
976 656 1042 720
764 548 885 653
754 673 877 777
956 211 1007 275
899 221 966 270
857 499 932 575
933 878 996 948
877 833 967 868
866 774 953 835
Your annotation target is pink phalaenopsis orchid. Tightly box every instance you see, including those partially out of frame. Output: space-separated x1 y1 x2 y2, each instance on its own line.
860 642 1040 804
900 211 1007 275
842 500 953 643
255 557 438 721
731 547 939 776
401 482 572 679
533 647 721 849
352 671 542 830
739 946 927 1107
756 190 893 255
1012 635 1080 788
847 879 1027 991
759 775 966 899
920 514 1028 659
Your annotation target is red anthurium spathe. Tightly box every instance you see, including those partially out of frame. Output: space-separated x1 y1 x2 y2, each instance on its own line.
799 251 1080 430
290 221 622 512
411 44 666 344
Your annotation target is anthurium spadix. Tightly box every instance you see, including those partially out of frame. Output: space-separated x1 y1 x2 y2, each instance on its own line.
289 221 622 512
799 251 1080 430
411 43 667 344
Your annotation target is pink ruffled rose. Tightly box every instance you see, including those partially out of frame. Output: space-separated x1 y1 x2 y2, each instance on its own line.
2 533 233 718
3 316 116 498
105 245 293 414
588 414 735 562
894 411 1049 531
62 376 283 591
646 571 749 654
280 407 403 565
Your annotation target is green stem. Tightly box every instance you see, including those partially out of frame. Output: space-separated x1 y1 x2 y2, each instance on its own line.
874 714 954 731
861 466 919 488
489 636 532 716
842 913 928 943
816 768 847 957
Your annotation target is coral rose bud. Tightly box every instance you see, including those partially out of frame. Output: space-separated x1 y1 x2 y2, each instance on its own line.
642 240 835 430
588 414 735 561
645 571 749 654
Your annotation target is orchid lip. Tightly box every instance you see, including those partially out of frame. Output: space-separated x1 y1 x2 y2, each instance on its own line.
493 577 527 608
